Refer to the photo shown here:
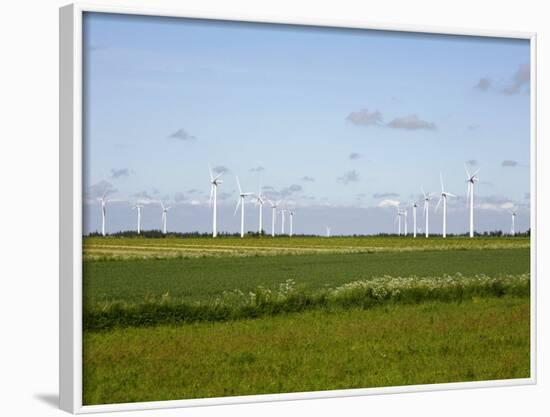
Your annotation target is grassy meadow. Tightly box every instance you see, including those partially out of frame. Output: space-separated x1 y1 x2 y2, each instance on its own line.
82 235 531 405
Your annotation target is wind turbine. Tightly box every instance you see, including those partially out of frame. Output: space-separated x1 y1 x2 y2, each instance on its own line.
412 201 419 238
422 187 435 238
326 226 331 237
253 188 266 235
132 202 143 234
509 209 518 236
465 164 480 238
268 199 281 237
98 193 108 237
160 201 170 235
289 210 294 237
281 208 287 235
234 176 254 238
209 166 223 238
394 207 405 236
435 173 456 238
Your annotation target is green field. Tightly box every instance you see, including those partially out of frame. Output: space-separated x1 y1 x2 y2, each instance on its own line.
82 236 531 405
84 297 530 404
84 247 529 304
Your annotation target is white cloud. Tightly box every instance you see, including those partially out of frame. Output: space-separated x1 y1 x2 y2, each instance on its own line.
379 199 400 208
387 114 436 130
346 109 383 126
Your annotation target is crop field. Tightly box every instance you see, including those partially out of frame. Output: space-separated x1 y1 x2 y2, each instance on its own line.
82 236 531 405
84 235 529 260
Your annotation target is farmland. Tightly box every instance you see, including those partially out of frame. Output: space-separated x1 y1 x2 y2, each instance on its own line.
82 236 531 405
84 235 529 260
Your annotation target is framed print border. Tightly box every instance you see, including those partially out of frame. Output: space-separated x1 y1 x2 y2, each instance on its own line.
59 2 538 413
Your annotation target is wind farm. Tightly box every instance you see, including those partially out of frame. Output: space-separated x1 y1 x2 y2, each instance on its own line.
81 11 531 407
93 164 526 239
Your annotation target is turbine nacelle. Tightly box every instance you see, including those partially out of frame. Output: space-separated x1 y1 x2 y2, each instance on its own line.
464 164 480 184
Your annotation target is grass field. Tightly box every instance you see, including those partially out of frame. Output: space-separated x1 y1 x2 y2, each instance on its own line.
84 247 529 304
82 236 531 405
84 297 530 404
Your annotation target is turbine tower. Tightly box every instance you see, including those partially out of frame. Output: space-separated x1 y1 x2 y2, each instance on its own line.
132 202 143 234
394 208 403 236
465 164 480 238
435 173 456 238
98 193 108 237
510 209 518 236
403 208 408 236
326 226 331 237
209 166 224 238
281 208 286 235
253 188 266 235
234 176 253 238
412 201 419 238
268 199 281 237
160 201 171 235
422 187 435 238
289 210 294 237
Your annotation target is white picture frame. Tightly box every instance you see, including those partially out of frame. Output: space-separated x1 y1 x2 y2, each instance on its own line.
59 2 537 413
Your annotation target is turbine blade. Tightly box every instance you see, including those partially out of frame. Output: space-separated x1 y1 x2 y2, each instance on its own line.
236 176 242 194
440 173 445 192
464 163 471 179
421 186 427 199
234 198 241 216
208 165 214 181
435 197 442 212
472 168 480 177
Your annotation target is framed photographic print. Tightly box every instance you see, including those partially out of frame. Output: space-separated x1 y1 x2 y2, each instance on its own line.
59 3 537 413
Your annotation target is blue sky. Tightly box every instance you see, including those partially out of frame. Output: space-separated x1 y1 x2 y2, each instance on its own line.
83 12 531 235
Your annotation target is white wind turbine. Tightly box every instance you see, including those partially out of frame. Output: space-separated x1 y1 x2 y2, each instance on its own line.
326 226 331 237
509 209 518 236
98 193 108 237
253 187 266 235
435 173 456 238
209 166 224 238
289 210 295 237
132 202 144 234
422 187 435 238
394 207 404 236
160 201 171 235
234 176 254 238
268 199 281 237
412 201 419 238
465 164 480 238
